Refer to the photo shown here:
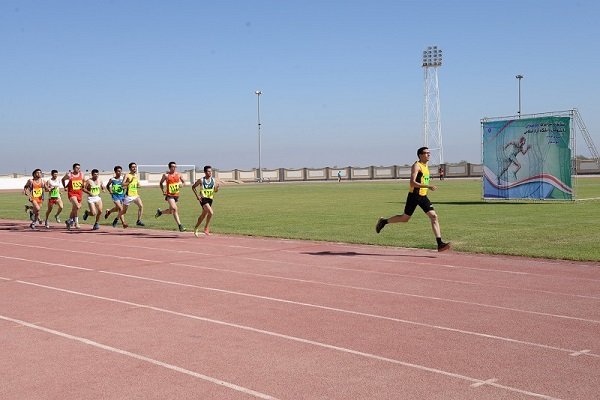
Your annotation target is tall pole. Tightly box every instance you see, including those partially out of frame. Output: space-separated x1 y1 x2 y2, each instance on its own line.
516 74 523 118
255 90 262 182
422 46 444 166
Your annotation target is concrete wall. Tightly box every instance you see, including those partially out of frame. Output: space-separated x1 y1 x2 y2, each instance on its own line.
3 161 599 189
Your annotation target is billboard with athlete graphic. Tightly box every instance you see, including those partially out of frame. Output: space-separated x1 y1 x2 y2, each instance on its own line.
482 116 572 200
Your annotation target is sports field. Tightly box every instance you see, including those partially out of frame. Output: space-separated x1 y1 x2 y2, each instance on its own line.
1 177 599 261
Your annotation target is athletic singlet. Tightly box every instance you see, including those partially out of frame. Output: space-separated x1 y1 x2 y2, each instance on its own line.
48 178 61 198
126 173 138 196
110 177 124 195
200 177 216 199
409 162 430 196
31 179 44 201
88 180 101 196
67 172 83 195
165 172 181 197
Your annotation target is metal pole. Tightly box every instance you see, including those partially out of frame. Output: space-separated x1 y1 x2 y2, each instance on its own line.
516 75 523 117
255 90 262 182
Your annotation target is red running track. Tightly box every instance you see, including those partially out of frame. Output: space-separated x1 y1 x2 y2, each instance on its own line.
1 219 599 399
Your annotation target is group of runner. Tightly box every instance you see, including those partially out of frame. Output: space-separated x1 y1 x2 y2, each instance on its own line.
23 162 219 238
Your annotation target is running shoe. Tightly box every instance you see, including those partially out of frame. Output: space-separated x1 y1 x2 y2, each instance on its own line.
204 227 210 236
112 218 118 228
194 228 201 238
65 219 72 230
375 218 387 233
104 210 110 219
44 222 50 229
437 242 451 252
55 215 61 223
136 220 145 226
30 221 36 230
155 209 162 218
178 224 186 232
92 223 100 230
83 210 89 221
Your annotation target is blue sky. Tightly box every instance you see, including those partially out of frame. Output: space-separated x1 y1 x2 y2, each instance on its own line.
1 0 599 174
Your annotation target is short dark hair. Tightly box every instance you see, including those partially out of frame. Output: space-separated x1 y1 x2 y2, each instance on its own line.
417 147 429 156
51 169 58 174
114 165 122 172
168 161 177 168
91 169 99 174
72 163 80 170
203 165 212 172
128 162 136 169
32 168 41 177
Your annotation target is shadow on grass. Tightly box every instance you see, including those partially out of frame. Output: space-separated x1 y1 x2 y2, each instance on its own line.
303 250 436 258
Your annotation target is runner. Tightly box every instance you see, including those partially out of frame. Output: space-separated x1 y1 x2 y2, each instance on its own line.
44 169 64 228
105 165 126 228
192 165 219 237
23 169 45 230
155 161 186 232
119 162 145 228
82 169 105 230
375 147 450 252
61 163 85 230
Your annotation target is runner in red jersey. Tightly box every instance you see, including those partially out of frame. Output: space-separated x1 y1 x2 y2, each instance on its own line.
61 163 85 230
155 161 186 232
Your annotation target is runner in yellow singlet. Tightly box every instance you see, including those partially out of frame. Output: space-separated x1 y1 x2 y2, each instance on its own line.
375 147 450 252
119 162 145 228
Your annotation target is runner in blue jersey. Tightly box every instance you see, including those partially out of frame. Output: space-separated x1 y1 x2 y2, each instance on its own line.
105 165 127 228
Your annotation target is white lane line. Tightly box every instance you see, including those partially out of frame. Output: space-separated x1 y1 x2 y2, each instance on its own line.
471 378 498 388
0 314 279 400
6 237 600 297
2 248 598 325
0 276 11 281
569 350 591 356
0 255 93 271
9 281 562 400
100 270 600 358
171 262 600 324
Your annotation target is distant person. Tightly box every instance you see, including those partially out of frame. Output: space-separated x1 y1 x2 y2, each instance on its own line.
61 163 85 230
119 162 145 228
337 170 342 182
155 161 186 232
499 136 531 181
82 169 105 230
23 169 45 230
438 166 445 181
375 147 450 252
192 165 220 237
44 169 64 228
105 165 127 228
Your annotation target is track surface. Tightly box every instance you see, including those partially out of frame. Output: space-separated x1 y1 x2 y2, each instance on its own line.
1 220 599 399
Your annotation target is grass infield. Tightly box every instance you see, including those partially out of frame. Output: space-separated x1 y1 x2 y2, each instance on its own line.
2 177 599 261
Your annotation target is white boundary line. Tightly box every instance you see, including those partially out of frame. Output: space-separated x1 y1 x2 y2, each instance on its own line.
2 256 599 359
0 314 278 400
1 246 599 324
3 283 562 400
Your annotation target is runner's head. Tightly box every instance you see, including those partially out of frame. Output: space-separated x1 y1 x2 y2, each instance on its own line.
168 161 177 172
417 147 431 162
114 165 122 177
32 168 42 178
72 163 81 173
128 162 137 173
203 165 212 177
91 169 99 179
51 169 58 179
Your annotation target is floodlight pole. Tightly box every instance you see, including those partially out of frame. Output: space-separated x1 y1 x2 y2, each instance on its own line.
255 90 262 182
422 46 444 166
516 74 523 118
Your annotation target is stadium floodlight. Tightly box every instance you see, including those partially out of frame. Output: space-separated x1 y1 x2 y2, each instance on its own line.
255 90 263 182
422 46 444 165
516 74 524 117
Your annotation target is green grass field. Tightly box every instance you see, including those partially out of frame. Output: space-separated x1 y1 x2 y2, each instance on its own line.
2 177 599 261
